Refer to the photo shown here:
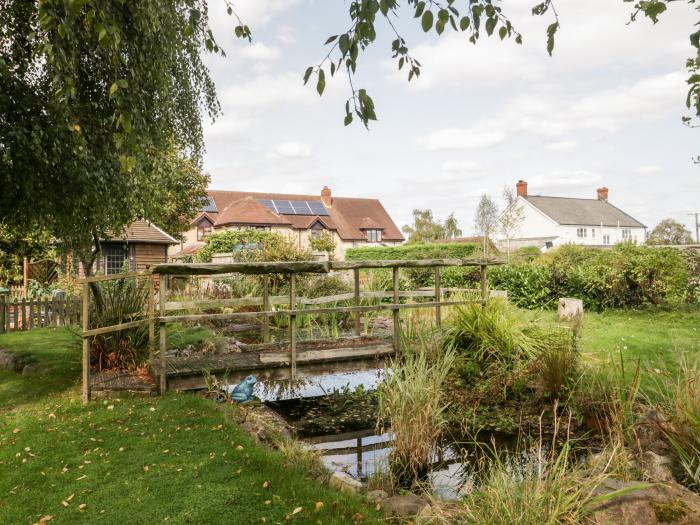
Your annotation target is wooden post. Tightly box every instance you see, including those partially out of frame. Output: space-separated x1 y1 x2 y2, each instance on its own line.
289 273 297 379
0 294 5 334
392 267 400 352
353 268 361 336
262 275 270 343
81 282 90 404
480 264 488 310
147 275 155 361
28 298 34 330
23 257 28 297
159 274 168 395
434 266 442 328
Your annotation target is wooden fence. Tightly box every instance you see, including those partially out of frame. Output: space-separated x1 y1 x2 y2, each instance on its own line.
77 258 504 404
0 295 81 334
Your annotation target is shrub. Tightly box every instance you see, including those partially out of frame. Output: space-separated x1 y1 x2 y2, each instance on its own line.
537 329 579 399
346 242 478 261
300 274 351 299
489 244 690 311
309 231 336 258
90 277 149 371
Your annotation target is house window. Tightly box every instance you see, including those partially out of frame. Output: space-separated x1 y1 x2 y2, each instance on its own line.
104 245 127 275
366 229 382 242
621 229 632 240
197 220 213 241
591 229 596 239
603 234 610 245
576 228 587 238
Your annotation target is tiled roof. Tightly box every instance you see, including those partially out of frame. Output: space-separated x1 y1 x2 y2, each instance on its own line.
358 217 383 230
171 243 205 258
214 197 292 227
525 196 646 228
105 219 178 244
204 190 404 241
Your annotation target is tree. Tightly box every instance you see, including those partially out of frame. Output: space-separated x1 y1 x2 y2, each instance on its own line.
474 195 499 257
647 219 694 245
298 0 700 137
0 1 216 279
499 187 525 260
402 209 462 243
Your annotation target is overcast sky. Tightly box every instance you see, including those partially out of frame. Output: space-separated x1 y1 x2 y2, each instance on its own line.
201 0 700 236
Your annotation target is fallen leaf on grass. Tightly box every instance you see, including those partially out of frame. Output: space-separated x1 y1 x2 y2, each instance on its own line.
33 516 53 525
314 501 324 512
12 428 20 434
78 503 87 511
292 507 302 515
262 480 269 489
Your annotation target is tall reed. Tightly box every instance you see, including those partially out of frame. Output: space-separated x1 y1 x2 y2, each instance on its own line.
377 347 456 487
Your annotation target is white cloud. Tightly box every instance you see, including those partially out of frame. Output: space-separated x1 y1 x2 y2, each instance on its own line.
267 141 312 159
528 170 603 195
239 42 281 62
441 160 482 173
426 128 508 151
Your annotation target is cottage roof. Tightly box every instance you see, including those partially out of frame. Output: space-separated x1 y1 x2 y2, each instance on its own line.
525 196 646 228
214 197 292 227
105 219 178 244
202 190 404 241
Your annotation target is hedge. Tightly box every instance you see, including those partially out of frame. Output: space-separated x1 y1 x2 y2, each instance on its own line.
346 242 478 261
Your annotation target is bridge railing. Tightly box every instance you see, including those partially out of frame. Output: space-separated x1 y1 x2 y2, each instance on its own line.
77 258 504 403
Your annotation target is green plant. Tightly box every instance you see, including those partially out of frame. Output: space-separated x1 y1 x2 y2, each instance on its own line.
90 277 150 371
537 328 579 399
442 300 546 368
652 358 700 491
309 231 336 258
377 347 456 487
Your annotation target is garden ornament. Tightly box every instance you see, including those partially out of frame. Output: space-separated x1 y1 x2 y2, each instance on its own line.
231 375 257 402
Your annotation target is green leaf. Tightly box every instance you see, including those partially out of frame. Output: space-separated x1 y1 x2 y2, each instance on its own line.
459 16 470 31
324 35 338 45
303 66 313 85
414 1 426 18
339 34 350 55
344 113 353 126
109 82 119 96
499 26 507 40
436 19 446 35
421 10 434 32
546 21 559 56
316 69 326 96
485 17 496 36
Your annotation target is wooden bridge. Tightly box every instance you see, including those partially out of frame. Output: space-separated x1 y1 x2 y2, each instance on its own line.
78 258 503 403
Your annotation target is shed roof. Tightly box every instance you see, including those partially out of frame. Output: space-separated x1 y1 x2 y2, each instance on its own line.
105 219 178 244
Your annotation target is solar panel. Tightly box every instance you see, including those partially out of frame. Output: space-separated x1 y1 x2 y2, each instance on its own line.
202 196 218 213
292 201 312 214
256 198 329 216
257 199 276 213
273 200 295 214
308 201 329 216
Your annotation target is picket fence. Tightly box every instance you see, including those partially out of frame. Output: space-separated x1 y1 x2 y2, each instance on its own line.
0 296 81 333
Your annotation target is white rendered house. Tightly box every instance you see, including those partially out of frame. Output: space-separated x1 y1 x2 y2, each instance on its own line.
498 181 646 251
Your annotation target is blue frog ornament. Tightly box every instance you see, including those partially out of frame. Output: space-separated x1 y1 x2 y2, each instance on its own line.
231 375 257 403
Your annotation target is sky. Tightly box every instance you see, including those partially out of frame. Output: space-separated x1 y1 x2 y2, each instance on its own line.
201 0 700 237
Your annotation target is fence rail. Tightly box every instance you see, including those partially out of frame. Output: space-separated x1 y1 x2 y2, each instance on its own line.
0 296 81 333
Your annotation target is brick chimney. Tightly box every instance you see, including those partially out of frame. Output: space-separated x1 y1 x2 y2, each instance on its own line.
596 187 608 201
321 186 332 207
516 180 528 198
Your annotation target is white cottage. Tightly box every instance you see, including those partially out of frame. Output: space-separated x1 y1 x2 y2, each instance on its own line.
499 180 646 251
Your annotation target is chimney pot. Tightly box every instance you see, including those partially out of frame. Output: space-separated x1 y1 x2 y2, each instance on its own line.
597 187 608 201
321 186 332 207
516 180 528 198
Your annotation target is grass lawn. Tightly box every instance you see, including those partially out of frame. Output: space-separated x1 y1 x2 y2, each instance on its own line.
0 328 380 525
541 306 700 390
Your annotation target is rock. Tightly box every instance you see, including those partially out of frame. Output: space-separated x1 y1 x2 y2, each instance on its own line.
240 422 267 443
588 479 700 525
642 451 674 482
21 363 39 375
636 410 672 455
380 494 429 518
557 297 583 321
367 490 389 504
329 471 363 494
0 349 19 372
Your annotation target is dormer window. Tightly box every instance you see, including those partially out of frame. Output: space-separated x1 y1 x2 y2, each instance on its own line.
197 218 213 241
366 229 382 242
